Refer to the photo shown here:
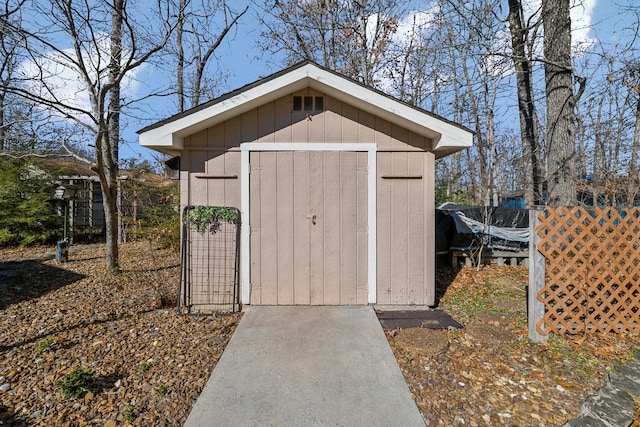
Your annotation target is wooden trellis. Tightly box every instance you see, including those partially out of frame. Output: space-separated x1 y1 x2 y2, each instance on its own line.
530 207 640 337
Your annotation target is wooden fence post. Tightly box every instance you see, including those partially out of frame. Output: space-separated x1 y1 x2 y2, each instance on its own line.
528 208 547 342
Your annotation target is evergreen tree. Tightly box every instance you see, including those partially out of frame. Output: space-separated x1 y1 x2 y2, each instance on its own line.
0 158 62 246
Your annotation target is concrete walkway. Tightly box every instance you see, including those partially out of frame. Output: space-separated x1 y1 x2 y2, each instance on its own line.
184 306 425 427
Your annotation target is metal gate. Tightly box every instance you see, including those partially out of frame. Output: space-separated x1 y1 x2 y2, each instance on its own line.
178 206 240 313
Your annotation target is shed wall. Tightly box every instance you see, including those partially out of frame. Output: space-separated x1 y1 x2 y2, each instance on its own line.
377 151 435 305
181 89 435 305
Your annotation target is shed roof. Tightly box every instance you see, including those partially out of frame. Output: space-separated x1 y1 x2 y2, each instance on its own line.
34 159 100 180
138 61 473 158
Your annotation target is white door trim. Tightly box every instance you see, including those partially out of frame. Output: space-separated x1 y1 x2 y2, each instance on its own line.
240 142 377 305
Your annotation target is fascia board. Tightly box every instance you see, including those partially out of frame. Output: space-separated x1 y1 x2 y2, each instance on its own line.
431 133 474 156
138 125 183 150
139 63 473 156
306 70 473 153
139 66 316 150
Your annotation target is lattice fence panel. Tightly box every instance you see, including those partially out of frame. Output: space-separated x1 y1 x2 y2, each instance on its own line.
536 207 640 335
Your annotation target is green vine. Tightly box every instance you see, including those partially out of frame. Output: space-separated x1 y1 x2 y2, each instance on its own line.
184 206 239 234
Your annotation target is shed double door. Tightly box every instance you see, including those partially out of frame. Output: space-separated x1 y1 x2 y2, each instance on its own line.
249 150 368 305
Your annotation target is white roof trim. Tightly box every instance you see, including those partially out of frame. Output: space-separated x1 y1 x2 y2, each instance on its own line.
139 63 472 157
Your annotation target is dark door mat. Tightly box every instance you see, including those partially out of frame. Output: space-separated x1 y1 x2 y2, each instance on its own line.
376 310 463 330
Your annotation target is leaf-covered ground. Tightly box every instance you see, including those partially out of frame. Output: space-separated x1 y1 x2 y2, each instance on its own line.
388 265 640 426
0 242 240 426
2 244 639 426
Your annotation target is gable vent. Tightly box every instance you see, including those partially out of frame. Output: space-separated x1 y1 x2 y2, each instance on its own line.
293 95 324 112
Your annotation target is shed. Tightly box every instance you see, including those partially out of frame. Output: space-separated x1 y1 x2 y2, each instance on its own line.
34 159 104 242
138 61 472 306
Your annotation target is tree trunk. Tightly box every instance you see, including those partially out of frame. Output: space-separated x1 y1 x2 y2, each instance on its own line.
485 85 498 206
176 0 186 113
508 0 543 207
543 0 577 206
592 96 605 205
0 93 4 150
628 94 640 206
356 1 369 85
102 0 124 271
189 5 248 108
459 55 487 204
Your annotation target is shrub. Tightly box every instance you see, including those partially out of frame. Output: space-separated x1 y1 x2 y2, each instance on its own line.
36 336 55 353
154 384 168 397
123 405 136 423
119 177 180 249
135 361 150 375
56 367 96 399
0 158 62 246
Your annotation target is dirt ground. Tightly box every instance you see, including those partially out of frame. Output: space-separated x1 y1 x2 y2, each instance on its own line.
388 265 640 426
0 242 240 426
0 243 638 426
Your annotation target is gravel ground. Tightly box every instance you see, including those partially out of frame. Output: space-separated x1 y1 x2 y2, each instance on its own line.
0 242 240 426
388 266 640 426
1 244 638 426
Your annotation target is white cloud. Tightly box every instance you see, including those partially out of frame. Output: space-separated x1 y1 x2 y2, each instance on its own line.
393 6 440 45
18 34 142 123
523 0 597 56
570 0 597 53
364 5 440 51
367 6 441 93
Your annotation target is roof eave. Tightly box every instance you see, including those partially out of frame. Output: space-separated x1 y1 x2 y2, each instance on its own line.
306 76 473 156
139 66 314 150
431 134 474 159
139 63 473 157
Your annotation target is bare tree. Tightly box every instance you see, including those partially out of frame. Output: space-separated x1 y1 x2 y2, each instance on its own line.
7 0 173 270
1 1 77 157
507 0 544 207
616 4 640 205
542 0 583 206
386 13 435 107
583 55 640 206
0 1 26 150
174 0 248 112
433 1 511 206
256 0 405 86
629 68 640 206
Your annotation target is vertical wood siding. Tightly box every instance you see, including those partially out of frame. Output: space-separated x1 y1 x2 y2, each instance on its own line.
377 151 435 305
249 151 368 305
181 88 435 305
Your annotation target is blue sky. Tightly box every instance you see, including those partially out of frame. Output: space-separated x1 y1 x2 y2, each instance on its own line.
116 0 635 165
